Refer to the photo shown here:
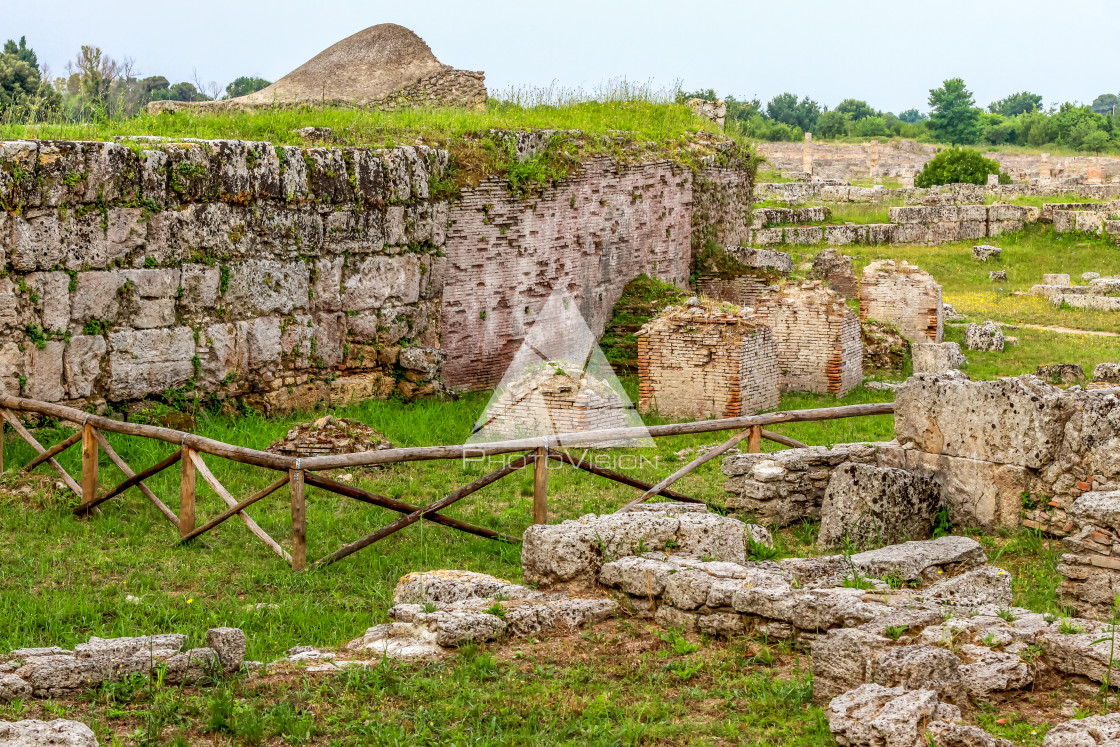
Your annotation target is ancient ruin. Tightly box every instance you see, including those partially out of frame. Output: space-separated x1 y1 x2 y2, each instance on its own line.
859 260 943 343
478 366 633 438
148 24 487 113
636 301 779 418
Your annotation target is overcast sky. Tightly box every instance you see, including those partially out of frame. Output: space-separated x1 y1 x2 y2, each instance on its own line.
9 0 1119 113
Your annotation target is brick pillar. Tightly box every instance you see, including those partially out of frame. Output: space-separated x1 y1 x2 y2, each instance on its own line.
802 132 813 175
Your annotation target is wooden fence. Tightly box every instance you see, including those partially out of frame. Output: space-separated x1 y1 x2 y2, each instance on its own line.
0 393 893 571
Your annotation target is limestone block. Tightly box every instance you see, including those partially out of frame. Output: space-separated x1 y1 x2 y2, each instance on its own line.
818 463 943 550
140 149 168 204
1042 631 1120 685
866 223 894 244
849 536 987 583
1043 273 1071 287
894 374 1071 468
911 342 966 374
0 719 99 746
826 684 961 747
205 628 246 673
241 317 283 367
64 336 107 399
342 255 423 311
1042 713 1120 747
956 644 1031 700
964 322 1004 352
900 451 1027 531
107 327 195 400
810 628 894 703
926 722 1012 747
24 341 65 402
344 148 387 205
121 269 180 299
179 264 220 313
199 323 246 385
0 343 21 395
971 245 1001 262
224 259 310 318
1093 361 1120 382
784 226 823 245
107 208 145 256
412 610 506 647
311 257 343 312
1035 364 1086 385
874 645 965 703
75 634 186 660
0 672 32 703
392 570 527 605
70 272 126 324
26 272 71 332
922 566 1014 608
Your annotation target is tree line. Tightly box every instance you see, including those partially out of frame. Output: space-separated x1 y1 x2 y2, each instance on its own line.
0 36 270 121
681 78 1120 153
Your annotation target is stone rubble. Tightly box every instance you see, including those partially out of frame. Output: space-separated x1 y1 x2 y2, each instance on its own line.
817 463 942 550
0 628 244 700
964 321 1005 352
972 245 1002 262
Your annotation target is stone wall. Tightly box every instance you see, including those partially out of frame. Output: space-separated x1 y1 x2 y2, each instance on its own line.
759 180 1120 207
860 260 943 343
636 305 779 419
721 442 888 526
0 138 448 413
894 374 1120 535
441 156 754 391
1 137 756 409
757 281 862 396
757 140 1120 184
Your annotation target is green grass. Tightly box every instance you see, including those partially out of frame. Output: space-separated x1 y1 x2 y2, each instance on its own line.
809 225 1120 333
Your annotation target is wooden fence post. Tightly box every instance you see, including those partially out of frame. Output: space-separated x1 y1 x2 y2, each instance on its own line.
533 447 548 525
290 468 306 571
180 447 196 539
81 424 98 507
748 426 762 454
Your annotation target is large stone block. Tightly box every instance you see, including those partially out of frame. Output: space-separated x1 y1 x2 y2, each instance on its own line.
911 342 965 374
24 341 65 402
224 259 310 318
894 374 1071 468
818 463 942 550
342 255 424 311
64 335 107 399
107 327 195 400
900 450 1027 531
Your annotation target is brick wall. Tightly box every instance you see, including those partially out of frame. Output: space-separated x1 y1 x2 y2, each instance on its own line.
441 157 754 391
756 281 862 396
636 305 779 419
479 370 631 439
859 260 943 343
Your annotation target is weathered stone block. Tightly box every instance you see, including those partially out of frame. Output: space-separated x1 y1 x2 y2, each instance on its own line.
107 327 195 400
911 342 966 374
64 336 107 399
818 463 943 550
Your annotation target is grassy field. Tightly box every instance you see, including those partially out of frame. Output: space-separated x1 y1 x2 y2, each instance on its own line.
1 226 1118 744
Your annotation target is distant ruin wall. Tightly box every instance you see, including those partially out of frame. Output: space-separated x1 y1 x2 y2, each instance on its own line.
441 157 754 391
757 140 1120 184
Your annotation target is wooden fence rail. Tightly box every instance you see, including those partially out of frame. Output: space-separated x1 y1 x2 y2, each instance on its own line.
0 392 894 571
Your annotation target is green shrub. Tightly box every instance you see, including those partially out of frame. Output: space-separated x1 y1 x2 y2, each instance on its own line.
915 147 1010 187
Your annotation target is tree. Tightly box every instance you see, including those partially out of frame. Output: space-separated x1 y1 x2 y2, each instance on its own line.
224 76 271 99
852 115 890 137
766 93 820 132
898 109 927 123
170 81 210 102
915 147 1008 187
835 98 875 121
1080 129 1111 153
1091 93 1119 116
814 110 850 139
0 36 60 119
988 91 1042 117
928 78 981 144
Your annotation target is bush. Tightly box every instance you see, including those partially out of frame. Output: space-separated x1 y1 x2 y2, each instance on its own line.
914 147 1009 187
